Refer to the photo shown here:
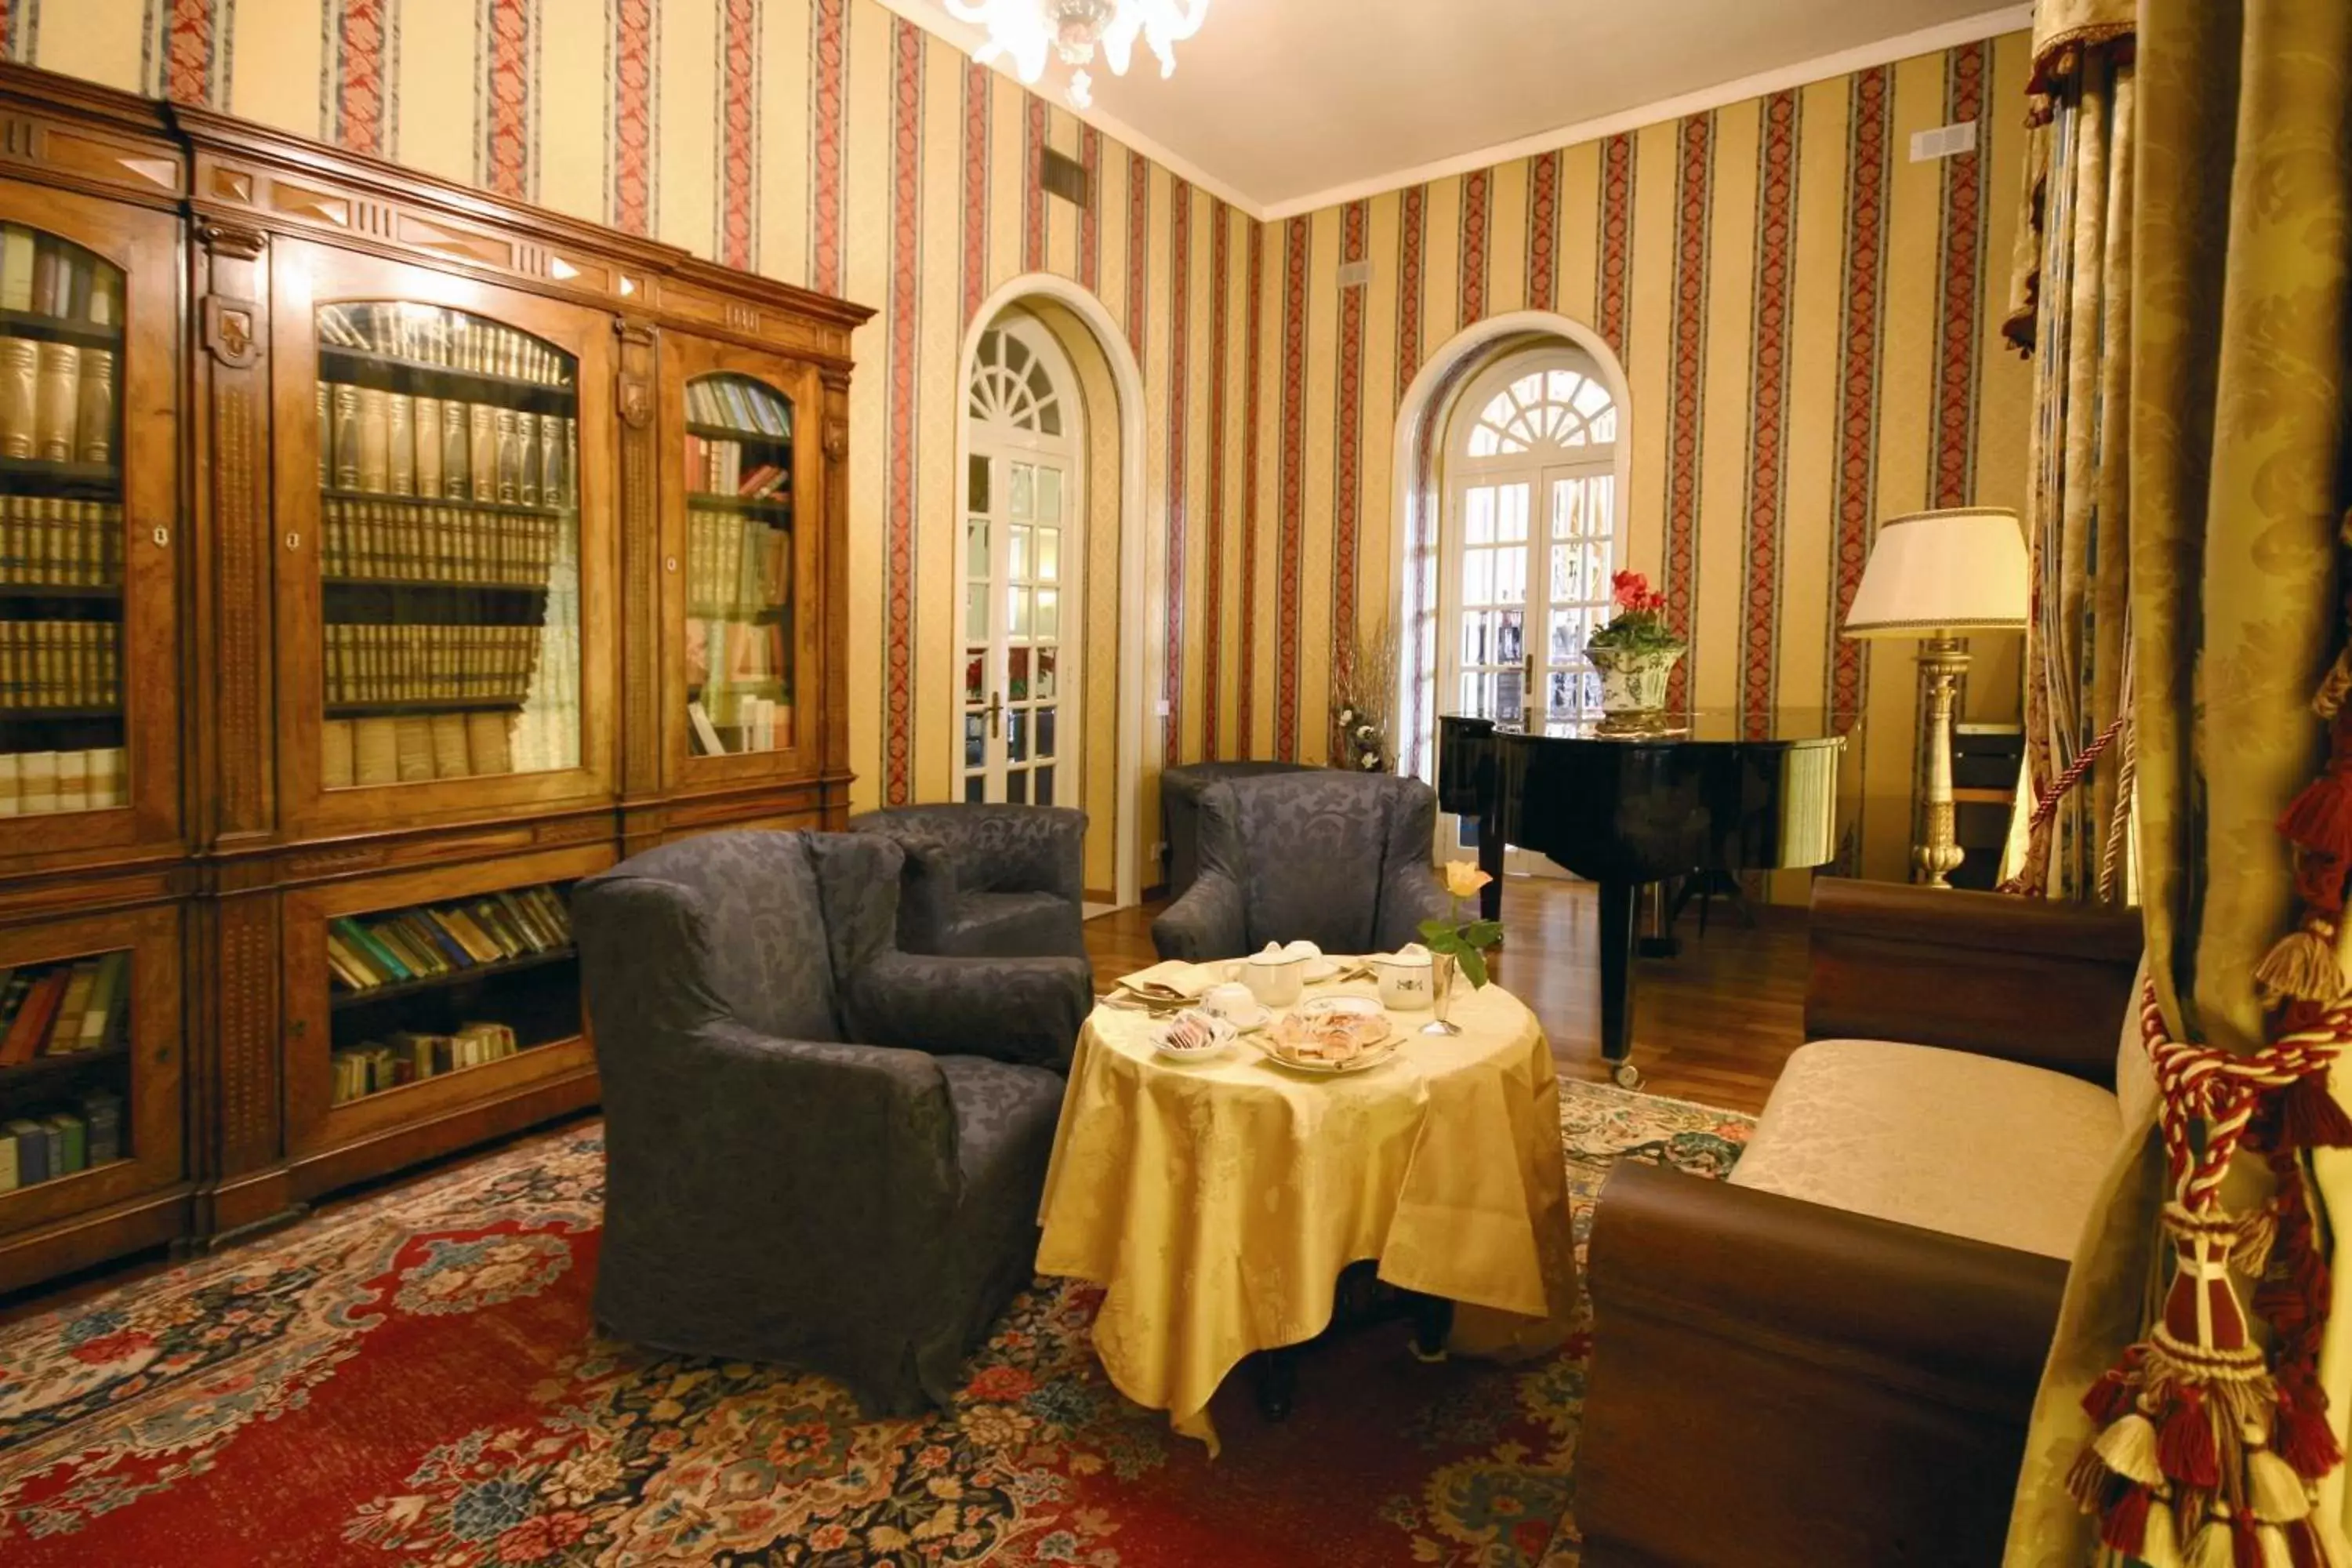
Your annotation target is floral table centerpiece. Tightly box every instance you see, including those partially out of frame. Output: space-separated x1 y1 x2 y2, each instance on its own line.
1416 861 1501 1036
1585 570 1686 734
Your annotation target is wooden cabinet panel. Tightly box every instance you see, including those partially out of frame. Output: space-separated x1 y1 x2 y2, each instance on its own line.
0 180 183 866
267 240 622 836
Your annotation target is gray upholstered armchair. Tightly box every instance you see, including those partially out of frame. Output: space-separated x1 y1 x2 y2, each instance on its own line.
1152 772 1454 960
574 829 1091 1416
851 804 1088 959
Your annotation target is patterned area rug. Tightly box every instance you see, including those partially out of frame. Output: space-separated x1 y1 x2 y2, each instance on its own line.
0 1081 1752 1567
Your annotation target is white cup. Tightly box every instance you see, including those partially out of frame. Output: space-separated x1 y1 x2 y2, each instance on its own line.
1375 953 1436 1011
1242 950 1305 1008
1202 982 1258 1021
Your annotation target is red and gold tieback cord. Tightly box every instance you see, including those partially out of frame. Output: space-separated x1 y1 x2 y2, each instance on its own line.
2070 599 2352 1568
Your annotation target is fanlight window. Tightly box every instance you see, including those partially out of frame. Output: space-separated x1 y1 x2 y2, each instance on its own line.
967 325 1063 437
1465 368 1618 457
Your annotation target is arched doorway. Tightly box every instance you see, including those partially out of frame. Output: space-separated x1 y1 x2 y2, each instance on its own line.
959 312 1084 811
953 278 1149 909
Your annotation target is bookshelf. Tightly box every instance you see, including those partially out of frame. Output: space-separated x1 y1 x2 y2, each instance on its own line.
0 63 868 1292
661 338 828 794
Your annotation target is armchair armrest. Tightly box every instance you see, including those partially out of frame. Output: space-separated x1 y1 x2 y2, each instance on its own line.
1806 878 2140 1088
1152 869 1247 961
1579 1160 2067 1568
844 949 1091 1069
1374 864 1454 953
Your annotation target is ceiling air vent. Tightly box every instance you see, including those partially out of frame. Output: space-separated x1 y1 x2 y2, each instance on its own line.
1040 148 1091 209
1338 259 1374 290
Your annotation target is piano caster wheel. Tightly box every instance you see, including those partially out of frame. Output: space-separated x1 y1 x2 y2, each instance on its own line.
1612 1062 1642 1090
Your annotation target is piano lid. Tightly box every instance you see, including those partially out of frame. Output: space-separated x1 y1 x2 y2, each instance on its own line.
1465 706 1860 747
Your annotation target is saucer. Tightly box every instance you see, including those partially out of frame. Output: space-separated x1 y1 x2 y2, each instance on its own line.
1301 959 1341 983
1203 1002 1272 1033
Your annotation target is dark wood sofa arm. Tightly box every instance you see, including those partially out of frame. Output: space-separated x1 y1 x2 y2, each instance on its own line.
1806 877 2142 1088
1578 1160 2069 1568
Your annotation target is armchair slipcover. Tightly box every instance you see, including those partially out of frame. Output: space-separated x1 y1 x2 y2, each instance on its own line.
1151 772 1453 960
852 804 1089 959
574 829 1091 1416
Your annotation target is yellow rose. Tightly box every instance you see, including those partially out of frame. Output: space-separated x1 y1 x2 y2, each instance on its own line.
1443 861 1493 899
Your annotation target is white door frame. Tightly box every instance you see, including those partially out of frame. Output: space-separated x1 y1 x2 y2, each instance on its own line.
955 275 1149 909
961 314 1085 808
1392 312 1635 868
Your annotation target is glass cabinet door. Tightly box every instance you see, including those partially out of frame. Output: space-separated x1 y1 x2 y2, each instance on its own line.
0 191 180 856
313 301 583 791
681 372 795 757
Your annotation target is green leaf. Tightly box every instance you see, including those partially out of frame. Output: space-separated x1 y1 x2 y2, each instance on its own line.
1461 920 1504 948
1418 918 1454 948
1458 947 1489 988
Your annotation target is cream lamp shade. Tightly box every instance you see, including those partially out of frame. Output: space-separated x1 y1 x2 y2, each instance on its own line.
1842 506 2029 638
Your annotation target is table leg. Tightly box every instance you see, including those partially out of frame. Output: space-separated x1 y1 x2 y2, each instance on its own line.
1408 1292 1454 1363
1249 1347 1298 1422
1599 880 1641 1087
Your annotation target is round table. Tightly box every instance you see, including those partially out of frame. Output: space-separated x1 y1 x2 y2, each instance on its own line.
1034 965 1579 1451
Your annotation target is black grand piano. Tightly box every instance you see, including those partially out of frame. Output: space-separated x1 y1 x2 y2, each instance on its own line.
1438 709 1851 1086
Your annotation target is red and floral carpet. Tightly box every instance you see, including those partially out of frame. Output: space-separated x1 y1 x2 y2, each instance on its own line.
0 1083 1750 1567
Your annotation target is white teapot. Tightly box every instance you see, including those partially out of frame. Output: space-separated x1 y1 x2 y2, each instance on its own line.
1372 944 1437 1010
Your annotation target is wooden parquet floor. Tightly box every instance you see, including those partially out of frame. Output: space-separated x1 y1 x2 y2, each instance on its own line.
1084 875 1807 1117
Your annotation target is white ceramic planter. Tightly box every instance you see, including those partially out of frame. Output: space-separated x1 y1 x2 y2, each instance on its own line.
1587 644 1686 731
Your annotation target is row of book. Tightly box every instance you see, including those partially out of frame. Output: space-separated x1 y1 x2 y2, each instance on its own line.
1 1091 122 1192
685 617 787 703
325 712 516 787
324 622 546 708
687 507 790 619
331 1022 524 1105
0 953 130 1065
0 339 115 466
327 884 574 993
685 377 792 437
322 497 565 587
688 695 789 757
0 499 122 586
0 619 119 710
0 227 124 328
320 387 579 510
684 434 789 500
0 749 127 815
318 303 572 387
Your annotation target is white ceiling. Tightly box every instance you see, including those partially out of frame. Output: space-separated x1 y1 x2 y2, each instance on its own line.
877 1 2029 217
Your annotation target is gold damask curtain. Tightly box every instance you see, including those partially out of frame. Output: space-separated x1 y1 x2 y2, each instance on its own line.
2005 0 2352 1561
2008 38 2136 901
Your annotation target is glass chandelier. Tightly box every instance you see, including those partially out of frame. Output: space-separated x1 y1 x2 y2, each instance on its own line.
946 0 1211 109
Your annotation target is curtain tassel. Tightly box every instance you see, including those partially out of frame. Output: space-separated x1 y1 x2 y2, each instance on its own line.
2276 1390 2344 1480
2161 1388 2223 1489
2256 923 2347 1010
2275 1073 2352 1149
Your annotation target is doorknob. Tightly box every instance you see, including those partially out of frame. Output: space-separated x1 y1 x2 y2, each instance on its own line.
986 690 1004 739
1523 652 1538 717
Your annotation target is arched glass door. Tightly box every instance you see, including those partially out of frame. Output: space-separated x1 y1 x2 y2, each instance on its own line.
960 314 1083 805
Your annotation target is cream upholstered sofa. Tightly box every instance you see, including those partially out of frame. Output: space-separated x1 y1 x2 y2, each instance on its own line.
1577 878 2146 1568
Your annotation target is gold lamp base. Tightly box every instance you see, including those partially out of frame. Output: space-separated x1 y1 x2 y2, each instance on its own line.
1913 635 1969 889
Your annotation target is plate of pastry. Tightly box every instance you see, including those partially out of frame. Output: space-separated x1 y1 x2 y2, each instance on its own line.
1152 1008 1239 1062
1263 997 1398 1073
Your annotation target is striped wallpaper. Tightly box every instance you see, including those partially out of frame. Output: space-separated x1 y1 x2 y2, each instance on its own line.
20 5 2028 890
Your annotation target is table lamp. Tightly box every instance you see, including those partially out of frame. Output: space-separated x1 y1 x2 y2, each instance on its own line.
1842 506 2028 888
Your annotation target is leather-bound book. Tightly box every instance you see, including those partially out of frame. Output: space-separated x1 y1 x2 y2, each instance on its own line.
412 395 441 497
441 399 469 497
466 710 511 775
0 336 34 459
430 711 470 778
468 403 495 502
315 383 330 486
54 749 86 812
332 385 363 488
353 718 400 786
394 716 435 782
321 719 355 789
0 227 31 311
386 393 414 495
73 348 113 465
493 408 518 503
32 341 78 460
355 387 390 492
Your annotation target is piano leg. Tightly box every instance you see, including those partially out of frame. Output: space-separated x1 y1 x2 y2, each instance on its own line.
1476 811 1507 924
1598 880 1642 1088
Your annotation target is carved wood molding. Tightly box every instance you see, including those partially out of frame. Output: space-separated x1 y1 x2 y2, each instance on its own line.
212 896 281 1173
823 419 849 464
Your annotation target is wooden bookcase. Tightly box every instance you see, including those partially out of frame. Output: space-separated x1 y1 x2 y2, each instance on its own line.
0 64 871 1293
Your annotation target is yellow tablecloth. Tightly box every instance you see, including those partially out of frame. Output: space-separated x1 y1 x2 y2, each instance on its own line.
1034 967 1578 1451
